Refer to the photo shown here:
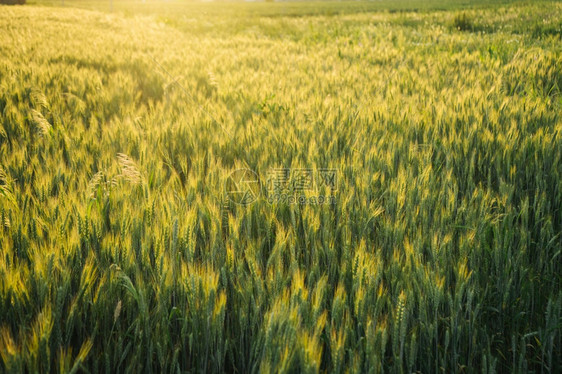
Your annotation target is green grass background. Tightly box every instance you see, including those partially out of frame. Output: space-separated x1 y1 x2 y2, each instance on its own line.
0 0 561 372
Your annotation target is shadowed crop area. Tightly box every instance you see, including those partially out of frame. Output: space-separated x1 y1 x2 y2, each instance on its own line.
0 0 561 372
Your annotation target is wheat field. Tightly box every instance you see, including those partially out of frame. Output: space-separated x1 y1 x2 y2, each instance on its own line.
0 0 561 372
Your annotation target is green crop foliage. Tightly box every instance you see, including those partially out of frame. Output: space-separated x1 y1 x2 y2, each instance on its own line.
0 0 561 373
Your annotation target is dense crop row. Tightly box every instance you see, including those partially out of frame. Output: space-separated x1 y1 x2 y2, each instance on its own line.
0 1 561 372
